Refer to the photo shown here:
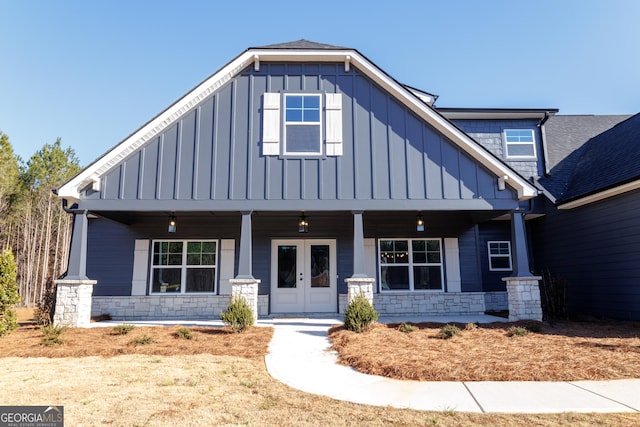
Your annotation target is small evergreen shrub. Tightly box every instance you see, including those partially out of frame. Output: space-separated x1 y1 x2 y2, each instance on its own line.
464 322 478 331
34 277 56 326
111 324 135 335
0 249 20 336
344 293 378 333
524 322 542 333
438 324 461 339
506 326 529 337
132 334 155 345
397 322 417 333
40 324 67 346
175 327 194 340
221 296 254 333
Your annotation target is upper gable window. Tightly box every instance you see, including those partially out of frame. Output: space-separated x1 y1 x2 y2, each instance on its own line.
504 129 536 159
284 94 322 155
262 92 343 157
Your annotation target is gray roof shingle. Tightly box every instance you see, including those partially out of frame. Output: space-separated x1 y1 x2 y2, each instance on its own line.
561 113 640 202
545 115 631 170
253 39 349 50
539 115 632 200
539 114 640 202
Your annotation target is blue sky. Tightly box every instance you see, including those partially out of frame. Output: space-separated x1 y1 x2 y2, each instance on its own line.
2 0 639 166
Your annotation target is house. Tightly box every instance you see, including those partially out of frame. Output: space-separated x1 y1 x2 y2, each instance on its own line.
53 40 553 326
533 114 640 320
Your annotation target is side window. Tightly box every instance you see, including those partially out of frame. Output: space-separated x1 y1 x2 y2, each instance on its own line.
487 241 512 271
504 129 536 159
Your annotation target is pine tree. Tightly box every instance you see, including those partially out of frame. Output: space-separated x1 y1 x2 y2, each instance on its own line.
0 249 20 335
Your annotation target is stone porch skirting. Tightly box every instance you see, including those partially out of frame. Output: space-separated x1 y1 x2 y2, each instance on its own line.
95 292 509 320
92 295 269 321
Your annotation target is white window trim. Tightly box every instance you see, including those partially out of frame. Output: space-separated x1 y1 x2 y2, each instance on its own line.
283 93 323 156
487 240 512 271
149 239 219 295
503 129 537 160
378 238 444 292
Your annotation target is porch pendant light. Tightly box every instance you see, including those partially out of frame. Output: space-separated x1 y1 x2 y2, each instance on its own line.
168 215 177 234
298 214 309 233
416 213 425 232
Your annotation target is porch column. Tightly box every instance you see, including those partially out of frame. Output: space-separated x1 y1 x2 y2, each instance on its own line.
54 210 97 328
237 211 254 279
503 211 542 321
230 211 260 321
345 211 375 310
351 211 367 278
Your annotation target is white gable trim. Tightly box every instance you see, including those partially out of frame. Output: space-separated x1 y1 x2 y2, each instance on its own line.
58 48 537 201
558 179 640 209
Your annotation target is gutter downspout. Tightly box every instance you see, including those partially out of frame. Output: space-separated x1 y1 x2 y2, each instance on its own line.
537 112 552 176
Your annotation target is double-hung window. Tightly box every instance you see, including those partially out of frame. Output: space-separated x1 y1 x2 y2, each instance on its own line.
379 239 443 291
151 240 218 293
487 241 512 271
262 92 342 156
504 129 536 159
284 94 322 155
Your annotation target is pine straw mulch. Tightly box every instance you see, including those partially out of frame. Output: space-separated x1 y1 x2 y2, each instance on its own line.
0 323 273 359
329 320 640 382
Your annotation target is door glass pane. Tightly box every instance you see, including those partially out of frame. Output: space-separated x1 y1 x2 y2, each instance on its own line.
310 245 330 288
277 245 297 288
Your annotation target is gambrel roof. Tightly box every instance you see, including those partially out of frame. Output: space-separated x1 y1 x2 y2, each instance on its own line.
58 40 538 202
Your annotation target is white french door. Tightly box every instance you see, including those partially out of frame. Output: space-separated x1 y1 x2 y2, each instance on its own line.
270 239 337 313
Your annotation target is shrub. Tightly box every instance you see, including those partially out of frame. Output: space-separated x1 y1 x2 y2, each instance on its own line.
506 326 529 337
221 296 254 333
438 324 461 339
175 327 194 340
464 322 478 331
524 321 542 333
34 277 56 326
539 269 568 321
40 324 67 346
0 249 20 336
111 324 135 335
344 293 378 333
397 322 417 333
132 334 155 345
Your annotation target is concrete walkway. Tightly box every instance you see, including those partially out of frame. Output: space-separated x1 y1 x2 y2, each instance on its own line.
263 315 640 414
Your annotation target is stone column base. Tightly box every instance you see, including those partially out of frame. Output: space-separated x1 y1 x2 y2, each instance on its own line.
230 278 261 322
503 276 543 322
53 279 97 327
345 277 375 307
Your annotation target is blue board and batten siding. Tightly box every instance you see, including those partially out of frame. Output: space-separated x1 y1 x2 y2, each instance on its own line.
83 63 518 211
532 190 640 320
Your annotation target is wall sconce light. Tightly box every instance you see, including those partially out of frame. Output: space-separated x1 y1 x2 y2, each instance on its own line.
298 214 309 233
416 213 425 232
168 215 177 234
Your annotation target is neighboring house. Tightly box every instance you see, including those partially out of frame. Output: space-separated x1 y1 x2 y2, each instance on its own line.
533 114 640 320
53 40 596 325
